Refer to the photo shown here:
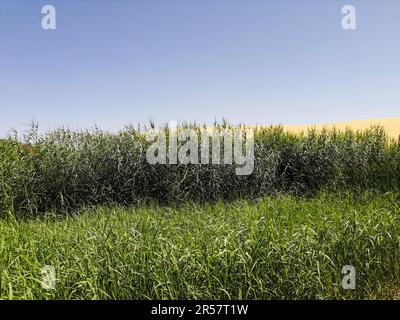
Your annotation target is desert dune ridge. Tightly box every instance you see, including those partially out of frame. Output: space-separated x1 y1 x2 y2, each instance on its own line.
277 118 400 139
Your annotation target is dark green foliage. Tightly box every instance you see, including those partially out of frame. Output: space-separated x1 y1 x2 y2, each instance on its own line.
1 124 399 215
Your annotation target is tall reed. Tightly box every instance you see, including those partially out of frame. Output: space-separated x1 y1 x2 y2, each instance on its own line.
1 124 399 215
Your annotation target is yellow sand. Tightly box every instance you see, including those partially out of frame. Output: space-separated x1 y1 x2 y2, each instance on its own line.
278 118 400 139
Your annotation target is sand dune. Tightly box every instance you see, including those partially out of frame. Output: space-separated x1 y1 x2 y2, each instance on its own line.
279 118 400 139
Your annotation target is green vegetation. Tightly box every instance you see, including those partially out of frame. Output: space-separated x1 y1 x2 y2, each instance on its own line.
0 125 399 299
1 124 399 215
0 191 399 299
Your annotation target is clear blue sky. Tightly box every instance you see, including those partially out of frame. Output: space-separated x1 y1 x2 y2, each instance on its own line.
1 0 399 135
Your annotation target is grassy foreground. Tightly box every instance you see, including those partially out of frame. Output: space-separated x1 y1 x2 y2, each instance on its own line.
1 191 399 300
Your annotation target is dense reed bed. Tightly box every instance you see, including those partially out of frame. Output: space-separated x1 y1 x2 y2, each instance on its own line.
1 124 399 299
1 124 399 216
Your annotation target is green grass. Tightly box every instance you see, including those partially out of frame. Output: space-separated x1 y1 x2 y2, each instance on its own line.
1 125 399 299
1 191 399 300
